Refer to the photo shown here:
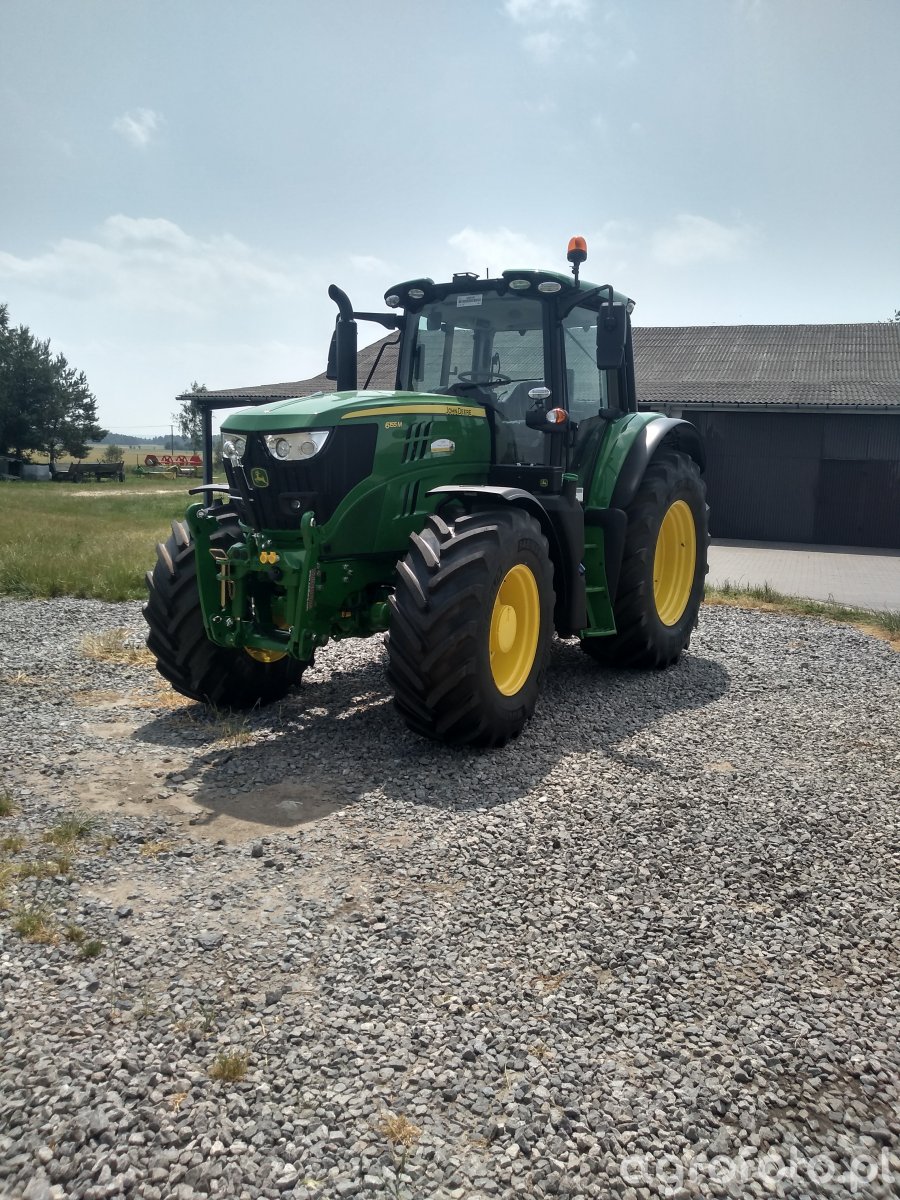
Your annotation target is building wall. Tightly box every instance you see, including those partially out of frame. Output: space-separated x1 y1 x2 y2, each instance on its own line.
689 411 900 549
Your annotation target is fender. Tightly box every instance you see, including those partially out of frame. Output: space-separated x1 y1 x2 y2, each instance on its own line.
427 484 587 635
609 417 705 512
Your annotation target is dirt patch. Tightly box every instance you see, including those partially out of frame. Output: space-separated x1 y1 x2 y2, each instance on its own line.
53 746 348 846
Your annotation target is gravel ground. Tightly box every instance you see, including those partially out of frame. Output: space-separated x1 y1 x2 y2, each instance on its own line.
0 598 898 1200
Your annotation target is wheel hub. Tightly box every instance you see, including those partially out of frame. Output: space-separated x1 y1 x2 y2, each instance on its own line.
495 604 518 653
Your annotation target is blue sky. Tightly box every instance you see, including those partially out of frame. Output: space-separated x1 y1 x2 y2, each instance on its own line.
2 0 899 433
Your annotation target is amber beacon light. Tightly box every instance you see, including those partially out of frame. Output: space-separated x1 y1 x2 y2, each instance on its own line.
566 236 588 281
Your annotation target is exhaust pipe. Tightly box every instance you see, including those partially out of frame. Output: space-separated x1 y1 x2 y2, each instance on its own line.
327 285 358 391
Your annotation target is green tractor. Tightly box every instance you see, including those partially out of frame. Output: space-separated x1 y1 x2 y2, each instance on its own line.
145 237 708 747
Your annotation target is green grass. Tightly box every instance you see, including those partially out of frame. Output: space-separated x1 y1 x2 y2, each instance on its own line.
0 478 195 600
11 908 58 944
209 1050 249 1082
43 810 98 847
706 581 900 647
0 791 18 818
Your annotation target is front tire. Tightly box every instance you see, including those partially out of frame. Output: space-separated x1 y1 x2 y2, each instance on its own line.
144 518 305 709
386 507 554 748
582 450 708 669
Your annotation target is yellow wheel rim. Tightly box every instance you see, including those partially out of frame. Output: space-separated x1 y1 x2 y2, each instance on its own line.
245 647 287 663
653 499 697 626
489 563 540 696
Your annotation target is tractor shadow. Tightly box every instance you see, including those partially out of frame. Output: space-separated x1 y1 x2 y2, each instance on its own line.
131 638 731 833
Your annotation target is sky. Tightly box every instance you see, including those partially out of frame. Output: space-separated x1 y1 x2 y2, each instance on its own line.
2 0 899 435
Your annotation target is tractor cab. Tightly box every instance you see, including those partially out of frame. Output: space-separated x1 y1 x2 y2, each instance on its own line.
328 239 638 491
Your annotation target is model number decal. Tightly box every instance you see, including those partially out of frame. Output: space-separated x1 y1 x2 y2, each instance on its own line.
384 420 403 429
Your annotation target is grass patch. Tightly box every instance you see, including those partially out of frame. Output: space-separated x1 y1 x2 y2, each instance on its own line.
81 629 155 666
378 1113 422 1150
209 1050 249 1082
78 938 104 960
0 480 193 601
187 708 255 747
0 791 17 819
0 834 25 854
706 582 900 649
11 908 58 944
140 840 174 857
43 810 98 847
17 854 73 879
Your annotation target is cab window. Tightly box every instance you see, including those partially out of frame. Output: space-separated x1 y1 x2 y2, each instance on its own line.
563 304 608 421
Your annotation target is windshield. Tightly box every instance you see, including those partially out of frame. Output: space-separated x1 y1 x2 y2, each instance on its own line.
411 291 546 396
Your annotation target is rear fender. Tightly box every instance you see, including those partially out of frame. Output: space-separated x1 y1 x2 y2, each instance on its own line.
609 417 705 511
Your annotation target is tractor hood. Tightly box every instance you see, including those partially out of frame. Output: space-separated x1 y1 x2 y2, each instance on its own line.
220 390 486 433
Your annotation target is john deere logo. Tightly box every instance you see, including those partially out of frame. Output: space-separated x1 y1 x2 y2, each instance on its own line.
251 467 269 488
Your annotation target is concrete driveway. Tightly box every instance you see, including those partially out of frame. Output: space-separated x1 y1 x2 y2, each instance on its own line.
707 539 900 612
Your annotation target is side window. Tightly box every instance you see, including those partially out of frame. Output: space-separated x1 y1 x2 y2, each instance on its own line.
414 319 475 391
563 306 607 421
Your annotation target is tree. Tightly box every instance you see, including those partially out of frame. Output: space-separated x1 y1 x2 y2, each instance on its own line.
102 443 123 463
173 381 207 452
890 310 900 323
0 305 105 462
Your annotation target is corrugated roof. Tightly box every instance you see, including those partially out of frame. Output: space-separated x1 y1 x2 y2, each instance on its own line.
184 323 900 410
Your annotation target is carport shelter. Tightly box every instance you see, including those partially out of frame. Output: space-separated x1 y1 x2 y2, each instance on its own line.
186 322 900 550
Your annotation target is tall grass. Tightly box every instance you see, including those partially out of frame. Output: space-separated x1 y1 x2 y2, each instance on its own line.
0 480 193 601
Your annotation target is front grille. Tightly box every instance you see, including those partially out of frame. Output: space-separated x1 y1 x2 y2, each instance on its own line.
226 425 378 529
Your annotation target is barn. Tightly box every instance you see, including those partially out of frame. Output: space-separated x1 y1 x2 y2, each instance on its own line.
634 324 900 550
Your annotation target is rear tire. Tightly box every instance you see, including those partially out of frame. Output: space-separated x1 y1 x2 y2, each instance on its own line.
386 507 554 748
582 450 708 668
144 517 305 709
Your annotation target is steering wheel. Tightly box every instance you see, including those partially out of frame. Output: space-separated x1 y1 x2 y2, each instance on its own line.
456 370 512 389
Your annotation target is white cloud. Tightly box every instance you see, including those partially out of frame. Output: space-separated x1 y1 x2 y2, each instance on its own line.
0 215 299 316
651 214 755 267
521 30 563 60
504 0 588 21
349 254 392 274
112 107 163 148
447 227 553 275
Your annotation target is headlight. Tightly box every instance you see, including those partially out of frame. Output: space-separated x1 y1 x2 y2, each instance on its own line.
264 430 330 461
222 435 246 461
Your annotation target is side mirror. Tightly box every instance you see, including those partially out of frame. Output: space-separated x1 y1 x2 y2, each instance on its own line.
326 330 337 380
596 304 627 369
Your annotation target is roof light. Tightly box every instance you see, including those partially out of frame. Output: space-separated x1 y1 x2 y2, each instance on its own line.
626 299 636 314
385 294 401 308
567 236 588 263
537 280 562 294
508 278 532 291
408 288 425 301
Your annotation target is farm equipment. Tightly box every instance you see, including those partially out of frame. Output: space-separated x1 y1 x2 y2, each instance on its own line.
145 238 708 747
53 461 125 482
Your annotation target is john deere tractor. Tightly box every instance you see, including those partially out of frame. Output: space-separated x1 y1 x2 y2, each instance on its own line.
145 238 708 747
